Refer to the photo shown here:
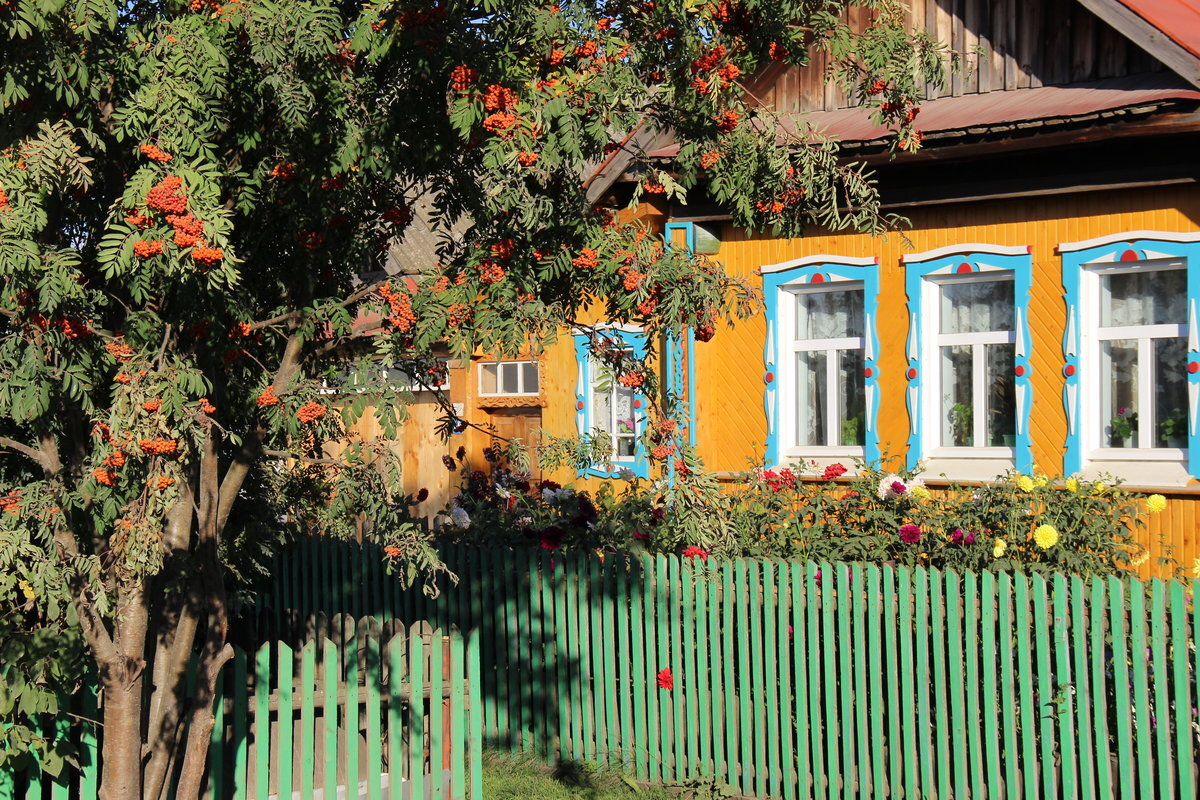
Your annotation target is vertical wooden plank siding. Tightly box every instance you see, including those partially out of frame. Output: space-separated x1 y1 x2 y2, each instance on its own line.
408 626 426 800
276 642 294 800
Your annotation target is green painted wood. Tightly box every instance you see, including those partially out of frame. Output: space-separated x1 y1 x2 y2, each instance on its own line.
735 559 753 795
323 640 338 800
255 642 272 800
694 561 713 779
667 555 686 780
722 561 738 789
466 628 484 800
207 652 225 798
1089 578 1113 800
945 569 968 799
1128 580 1153 799
979 571 1003 798
1069 576 1096 799
656 554 674 782
540 552 557 759
776 562 796 800
388 635 406 795
760 560 780 797
1150 580 1172 798
562 555 581 761
364 627 382 800
450 630 466 800
628 557 648 781
1108 577 1135 798
834 563 855 800
346 635 360 800
961 570 985 795
928 568 951 800
849 564 870 798
864 565 884 799
748 559 769 798
409 626 426 800
789 562 810 800
49 709 69 800
1171 580 1195 800
1031 574 1057 799
503 551 520 750
1014 574 1037 800
821 562 841 800
913 567 934 794
643 554 661 783
516 560 533 752
277 642 295 800
430 628 445 800
681 557 700 779
300 641 315 800
883 566 905 800
590 558 611 764
552 557 572 762
79 678 99 800
578 555 597 763
1053 574 1077 800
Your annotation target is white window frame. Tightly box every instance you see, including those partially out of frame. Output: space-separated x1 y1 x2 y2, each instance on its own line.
587 345 639 462
921 272 1016 461
1080 258 1188 464
478 360 540 397
777 281 866 458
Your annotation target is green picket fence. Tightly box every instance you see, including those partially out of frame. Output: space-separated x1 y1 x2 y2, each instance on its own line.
263 540 1200 799
4 623 483 800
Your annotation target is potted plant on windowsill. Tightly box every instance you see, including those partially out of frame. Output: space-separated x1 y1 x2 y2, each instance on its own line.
1159 407 1187 448
1108 406 1137 448
948 402 972 447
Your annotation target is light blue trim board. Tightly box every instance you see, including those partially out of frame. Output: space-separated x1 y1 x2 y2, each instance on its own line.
1059 231 1200 478
902 245 1034 473
665 221 700 448
573 328 650 479
760 256 882 468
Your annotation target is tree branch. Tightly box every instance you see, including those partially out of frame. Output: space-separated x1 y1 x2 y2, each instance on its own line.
0 436 56 473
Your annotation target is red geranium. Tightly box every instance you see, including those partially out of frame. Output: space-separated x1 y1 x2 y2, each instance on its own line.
656 668 673 690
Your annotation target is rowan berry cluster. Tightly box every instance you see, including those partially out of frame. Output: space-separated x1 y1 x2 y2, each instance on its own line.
141 399 161 412
270 162 295 180
198 398 216 414
125 213 152 228
104 450 126 468
139 438 178 456
146 176 187 214
571 249 599 269
477 259 506 285
490 239 514 260
714 110 740 132
450 65 477 92
621 269 645 291
618 370 646 388
378 283 417 332
139 144 173 162
482 112 519 135
191 246 224 267
114 373 132 384
0 490 22 512
768 42 789 61
296 401 327 423
94 468 118 486
59 317 92 339
150 476 175 491
517 151 539 166
700 151 721 169
574 41 598 59
867 79 887 96
382 206 412 225
483 84 518 111
0 188 8 209
257 386 280 407
694 312 717 342
447 303 470 327
133 240 164 258
166 214 203 247
637 295 658 314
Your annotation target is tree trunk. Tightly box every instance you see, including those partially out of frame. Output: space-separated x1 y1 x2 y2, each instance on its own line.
99 662 145 800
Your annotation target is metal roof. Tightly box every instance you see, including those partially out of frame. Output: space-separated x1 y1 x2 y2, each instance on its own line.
648 73 1200 157
1118 0 1200 60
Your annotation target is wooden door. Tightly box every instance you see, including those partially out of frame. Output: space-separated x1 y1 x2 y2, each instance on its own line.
486 408 542 480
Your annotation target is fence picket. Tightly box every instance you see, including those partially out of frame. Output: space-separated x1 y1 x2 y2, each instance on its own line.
789 562 810 800
1171 580 1195 799
1054 573 1077 800
1032 574 1057 799
834 563 854 800
929 567 950 800
1108 577 1135 797
1150 580 1172 797
1129 579 1154 798
895 566 918 800
254 642 271 800
323 640 338 800
409 625 426 800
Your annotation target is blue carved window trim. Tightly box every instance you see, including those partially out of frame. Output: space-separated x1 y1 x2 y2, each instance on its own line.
761 255 881 467
902 244 1034 473
573 327 650 479
1060 231 1200 478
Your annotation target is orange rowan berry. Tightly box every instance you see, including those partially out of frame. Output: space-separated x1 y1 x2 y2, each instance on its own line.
571 249 599 269
574 41 598 59
142 399 161 412
104 450 126 468
106 340 134 360
257 386 280 407
714 110 740 132
191 246 224 266
0 188 8 209
700 151 721 169
483 84 518 111
94 468 117 486
296 401 327 423
133 240 164 258
867 78 887 96
125 213 153 228
547 49 565 66
145 176 187 214
768 42 790 61
517 151 539 166
151 476 175 491
450 65 477 92
270 162 295 180
482 112 518 134
0 490 21 512
138 437 178 456
198 398 216 414
139 144 173 162
114 373 132 384
447 303 470 327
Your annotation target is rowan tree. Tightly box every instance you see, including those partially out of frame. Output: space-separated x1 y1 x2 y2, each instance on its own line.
0 1 939 797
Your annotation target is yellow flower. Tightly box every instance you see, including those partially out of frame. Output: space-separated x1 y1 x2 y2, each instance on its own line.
1193 558 1200 579
1092 481 1107 495
1015 475 1035 492
993 538 1007 558
1146 494 1167 514
1065 477 1080 493
1129 549 1151 568
1033 524 1059 550
1034 475 1048 488
17 579 35 601
910 485 931 500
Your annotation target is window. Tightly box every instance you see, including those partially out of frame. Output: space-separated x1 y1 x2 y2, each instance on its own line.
761 255 881 469
479 360 539 396
786 285 866 451
903 244 1033 477
929 275 1016 450
573 326 648 478
1061 231 1200 484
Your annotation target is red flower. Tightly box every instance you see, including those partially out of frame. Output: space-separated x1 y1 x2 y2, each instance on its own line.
898 524 922 544
682 546 709 561
822 463 847 481
416 488 429 503
442 455 457 471
656 668 674 690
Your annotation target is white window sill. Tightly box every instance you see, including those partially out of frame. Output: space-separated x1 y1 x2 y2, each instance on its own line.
1088 447 1186 462
927 447 1015 460
777 449 865 476
923 455 1015 482
1079 456 1192 487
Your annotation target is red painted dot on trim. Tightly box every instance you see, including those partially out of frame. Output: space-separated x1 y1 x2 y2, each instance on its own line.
576 400 585 410
864 367 874 378
764 372 775 383
811 273 825 284
1189 362 1200 374
633 399 643 409
906 368 918 380
1120 249 1140 261
1014 365 1026 377
957 262 973 273
1064 364 1076 377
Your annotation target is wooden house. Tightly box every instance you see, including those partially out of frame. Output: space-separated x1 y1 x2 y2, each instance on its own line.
487 0 1200 575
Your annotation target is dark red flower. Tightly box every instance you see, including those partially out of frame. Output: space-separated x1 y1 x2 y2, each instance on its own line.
822 463 847 480
416 488 429 503
656 668 674 690
682 545 709 561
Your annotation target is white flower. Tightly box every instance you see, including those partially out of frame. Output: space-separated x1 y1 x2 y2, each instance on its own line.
495 487 512 499
877 473 908 500
542 488 560 502
618 468 637 481
450 507 471 529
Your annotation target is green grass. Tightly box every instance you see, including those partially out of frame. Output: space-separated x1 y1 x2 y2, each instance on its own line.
481 752 677 799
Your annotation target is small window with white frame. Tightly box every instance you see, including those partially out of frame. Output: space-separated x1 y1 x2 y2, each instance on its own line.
587 348 638 459
1086 261 1188 456
926 274 1017 453
479 360 539 397
780 283 866 454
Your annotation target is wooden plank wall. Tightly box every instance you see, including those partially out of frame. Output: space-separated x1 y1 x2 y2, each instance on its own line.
759 0 1164 113
694 183 1200 577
